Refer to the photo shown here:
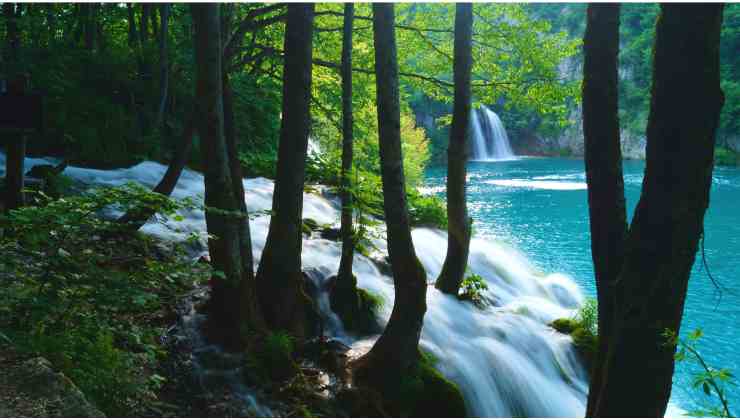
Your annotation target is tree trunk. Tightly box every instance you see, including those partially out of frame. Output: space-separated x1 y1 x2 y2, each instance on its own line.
335 3 356 295
223 71 264 336
127 3 138 48
116 117 195 230
591 4 725 417
3 4 25 212
155 4 170 129
254 4 315 339
436 3 473 296
191 3 264 346
355 3 428 383
82 3 94 50
581 4 626 416
140 4 150 44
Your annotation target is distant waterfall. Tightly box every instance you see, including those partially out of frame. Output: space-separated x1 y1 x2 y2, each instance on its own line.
470 105 516 161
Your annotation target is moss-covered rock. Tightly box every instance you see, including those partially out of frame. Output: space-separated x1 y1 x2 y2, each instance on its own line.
408 359 467 418
352 351 468 418
301 218 319 236
329 275 383 335
549 318 597 371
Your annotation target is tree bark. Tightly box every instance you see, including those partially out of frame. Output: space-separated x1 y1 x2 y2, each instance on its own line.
191 3 264 345
436 3 473 296
336 3 356 293
581 4 626 416
3 4 25 212
155 4 170 129
255 4 315 339
355 3 428 382
591 4 725 417
140 4 150 44
127 3 138 49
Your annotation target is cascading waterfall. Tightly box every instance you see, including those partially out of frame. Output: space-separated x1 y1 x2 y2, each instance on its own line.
2 152 589 417
471 105 516 161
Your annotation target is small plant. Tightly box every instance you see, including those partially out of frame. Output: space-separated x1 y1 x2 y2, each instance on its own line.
459 272 488 305
245 331 298 383
0 185 209 415
574 297 598 337
664 328 735 418
715 147 738 167
407 190 448 229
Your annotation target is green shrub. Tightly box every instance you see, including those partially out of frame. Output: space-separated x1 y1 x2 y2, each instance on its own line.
459 272 489 305
665 328 735 417
549 298 598 370
244 331 298 383
715 147 738 166
0 186 208 415
239 149 278 178
407 190 448 229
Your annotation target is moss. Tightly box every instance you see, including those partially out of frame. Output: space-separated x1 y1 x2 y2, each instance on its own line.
244 331 298 383
550 318 580 334
302 218 319 236
329 275 383 335
715 147 739 166
550 318 597 372
396 352 467 417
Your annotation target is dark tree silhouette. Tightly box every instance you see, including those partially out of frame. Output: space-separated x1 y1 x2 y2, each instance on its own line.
590 4 725 417
255 4 315 338
354 3 428 383
191 3 264 345
436 3 474 296
580 4 626 415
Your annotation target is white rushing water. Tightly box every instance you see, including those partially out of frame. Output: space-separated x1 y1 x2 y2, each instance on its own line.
471 105 516 161
2 152 590 417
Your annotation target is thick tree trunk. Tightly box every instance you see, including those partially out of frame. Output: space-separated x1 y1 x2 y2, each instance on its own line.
336 3 356 294
116 117 195 230
191 3 263 345
255 4 315 339
436 3 473 296
591 4 725 417
581 4 626 416
355 3 428 382
155 4 170 129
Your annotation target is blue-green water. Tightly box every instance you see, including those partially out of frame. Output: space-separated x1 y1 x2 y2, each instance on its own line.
424 157 740 414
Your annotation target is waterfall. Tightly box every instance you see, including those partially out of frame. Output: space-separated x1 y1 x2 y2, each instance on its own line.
470 105 516 161
3 152 589 417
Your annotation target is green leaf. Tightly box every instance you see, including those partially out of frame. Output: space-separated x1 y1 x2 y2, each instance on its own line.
703 382 711 396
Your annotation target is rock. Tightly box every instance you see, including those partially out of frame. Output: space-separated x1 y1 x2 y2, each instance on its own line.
0 356 106 417
320 226 341 241
328 275 383 336
336 387 388 417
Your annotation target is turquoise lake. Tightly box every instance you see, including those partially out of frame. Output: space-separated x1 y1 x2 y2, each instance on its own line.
424 157 740 414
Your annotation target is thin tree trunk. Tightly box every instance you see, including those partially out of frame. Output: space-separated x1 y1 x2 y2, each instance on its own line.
592 4 725 417
336 3 355 293
436 3 473 296
255 4 315 339
140 4 150 45
116 117 195 230
355 3 428 383
581 4 626 416
3 4 25 212
127 3 138 49
82 3 94 50
191 3 264 345
155 4 170 129
222 71 264 335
